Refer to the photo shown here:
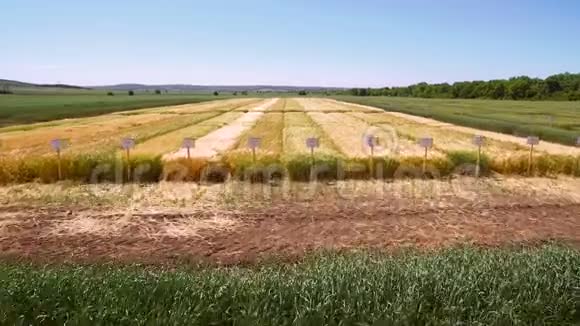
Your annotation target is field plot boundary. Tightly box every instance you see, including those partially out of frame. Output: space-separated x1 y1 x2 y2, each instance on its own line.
164 98 279 159
1 97 580 184
334 99 580 156
1 176 580 265
132 100 265 155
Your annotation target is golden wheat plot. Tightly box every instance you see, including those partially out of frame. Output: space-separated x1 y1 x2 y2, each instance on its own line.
0 113 177 156
0 98 258 156
282 112 340 156
263 98 287 112
306 112 374 157
347 111 474 153
165 98 279 159
230 112 285 154
122 98 260 115
134 100 273 155
338 100 580 157
282 98 305 112
131 112 238 155
347 111 526 157
296 98 375 113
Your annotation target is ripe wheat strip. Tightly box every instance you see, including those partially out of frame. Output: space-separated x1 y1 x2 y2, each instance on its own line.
165 98 279 159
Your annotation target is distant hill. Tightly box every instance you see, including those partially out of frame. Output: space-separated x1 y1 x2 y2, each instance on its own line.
0 79 88 90
91 84 345 93
0 79 344 93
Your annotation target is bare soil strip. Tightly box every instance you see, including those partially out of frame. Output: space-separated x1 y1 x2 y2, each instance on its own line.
1 202 578 265
164 98 279 159
1 177 579 265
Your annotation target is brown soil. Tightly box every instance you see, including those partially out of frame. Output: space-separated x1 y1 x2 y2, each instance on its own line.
1 196 579 266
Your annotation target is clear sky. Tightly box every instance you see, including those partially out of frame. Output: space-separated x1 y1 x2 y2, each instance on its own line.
1 0 579 87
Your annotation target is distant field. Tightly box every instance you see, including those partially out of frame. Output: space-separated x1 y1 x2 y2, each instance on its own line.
0 93 230 126
334 96 580 146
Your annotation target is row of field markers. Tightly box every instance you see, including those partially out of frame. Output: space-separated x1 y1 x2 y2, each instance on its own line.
42 134 580 181
48 135 580 154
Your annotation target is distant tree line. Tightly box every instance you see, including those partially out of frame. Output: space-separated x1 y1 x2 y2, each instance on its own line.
0 84 13 94
347 73 580 101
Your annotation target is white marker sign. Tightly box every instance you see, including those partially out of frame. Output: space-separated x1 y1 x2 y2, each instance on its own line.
248 137 261 149
419 137 434 149
527 136 540 146
306 137 320 149
50 139 66 151
182 138 195 149
473 135 485 147
121 138 136 150
366 135 379 147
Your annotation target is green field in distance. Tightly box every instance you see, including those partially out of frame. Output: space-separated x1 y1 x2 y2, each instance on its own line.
335 96 580 146
0 91 230 127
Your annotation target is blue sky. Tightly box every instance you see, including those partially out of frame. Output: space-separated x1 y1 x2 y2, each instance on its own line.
1 0 579 87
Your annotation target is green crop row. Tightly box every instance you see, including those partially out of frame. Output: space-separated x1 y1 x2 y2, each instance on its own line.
1 245 579 325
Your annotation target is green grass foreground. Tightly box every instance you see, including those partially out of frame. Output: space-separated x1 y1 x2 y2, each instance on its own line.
334 96 580 146
0 94 229 127
0 246 578 325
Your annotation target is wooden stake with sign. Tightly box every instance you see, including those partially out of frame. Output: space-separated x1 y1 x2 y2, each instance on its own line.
418 137 433 175
51 139 65 181
473 135 485 177
366 135 378 179
182 138 195 160
121 138 135 182
248 137 261 164
306 137 319 168
527 136 539 176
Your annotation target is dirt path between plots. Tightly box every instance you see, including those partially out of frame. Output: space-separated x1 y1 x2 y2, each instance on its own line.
1 198 579 265
164 98 279 159
332 99 580 156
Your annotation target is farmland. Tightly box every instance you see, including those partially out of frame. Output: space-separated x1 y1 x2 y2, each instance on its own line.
1 177 580 324
1 97 579 183
0 93 231 127
335 96 580 146
1 97 580 324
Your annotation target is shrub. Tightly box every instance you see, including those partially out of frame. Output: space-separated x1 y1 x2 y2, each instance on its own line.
285 154 340 181
161 158 209 182
446 150 491 176
222 152 283 182
0 153 164 184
